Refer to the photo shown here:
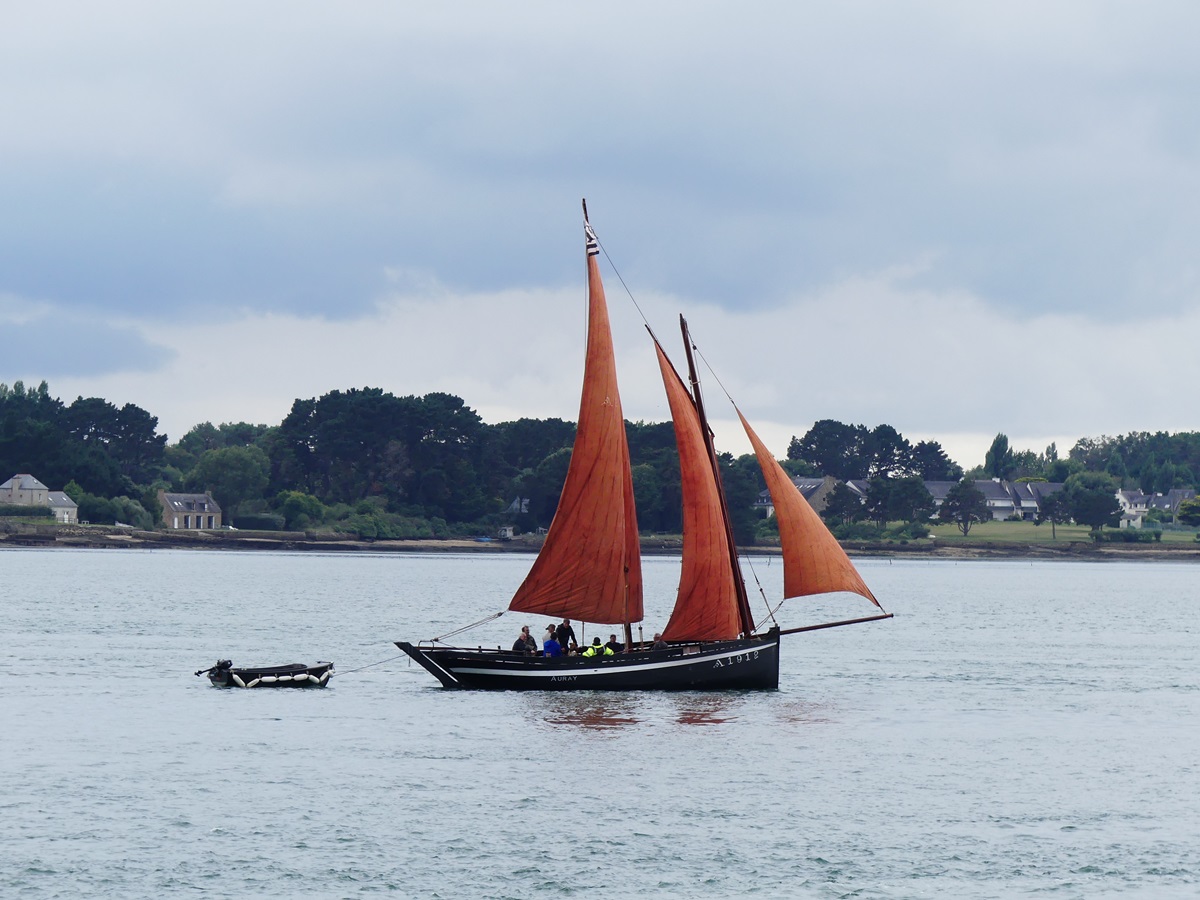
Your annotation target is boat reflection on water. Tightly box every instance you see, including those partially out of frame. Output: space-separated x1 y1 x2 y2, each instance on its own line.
669 694 741 727
524 691 834 731
774 698 834 726
533 695 641 730
523 692 767 730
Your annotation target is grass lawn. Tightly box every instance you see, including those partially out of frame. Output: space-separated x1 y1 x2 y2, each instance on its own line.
927 519 1200 544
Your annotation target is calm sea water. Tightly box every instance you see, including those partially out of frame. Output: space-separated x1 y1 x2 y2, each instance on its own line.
3 548 1199 899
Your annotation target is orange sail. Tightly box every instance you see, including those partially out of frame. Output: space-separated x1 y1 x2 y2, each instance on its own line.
654 341 743 642
507 214 643 625
738 409 880 608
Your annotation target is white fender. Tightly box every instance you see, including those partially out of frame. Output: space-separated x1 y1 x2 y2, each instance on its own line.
261 675 278 684
246 678 261 688
318 670 331 685
231 672 246 688
306 673 320 685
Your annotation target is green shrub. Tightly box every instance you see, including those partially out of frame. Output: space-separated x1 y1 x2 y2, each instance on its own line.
0 504 54 518
335 512 445 540
830 522 884 541
232 513 286 530
885 522 930 540
1098 529 1159 543
275 490 325 530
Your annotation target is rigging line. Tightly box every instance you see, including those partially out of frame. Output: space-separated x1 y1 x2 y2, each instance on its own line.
596 238 656 336
740 551 780 632
332 654 407 677
431 610 505 643
761 595 788 625
593 226 726 403
687 333 739 409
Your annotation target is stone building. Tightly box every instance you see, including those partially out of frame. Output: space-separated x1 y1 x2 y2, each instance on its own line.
0 474 78 523
158 491 223 530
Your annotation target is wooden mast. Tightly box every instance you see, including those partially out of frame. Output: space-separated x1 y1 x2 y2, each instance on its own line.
679 315 755 637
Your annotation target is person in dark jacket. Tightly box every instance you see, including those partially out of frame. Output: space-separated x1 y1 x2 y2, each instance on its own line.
556 618 577 648
512 626 537 655
605 633 625 654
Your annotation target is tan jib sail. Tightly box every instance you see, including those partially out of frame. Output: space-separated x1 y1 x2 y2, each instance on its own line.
654 341 743 642
738 409 880 608
507 212 643 625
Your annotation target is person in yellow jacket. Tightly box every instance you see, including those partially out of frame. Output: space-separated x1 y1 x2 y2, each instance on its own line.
582 637 613 658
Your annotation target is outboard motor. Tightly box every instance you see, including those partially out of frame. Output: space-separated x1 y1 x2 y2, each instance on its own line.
195 659 234 682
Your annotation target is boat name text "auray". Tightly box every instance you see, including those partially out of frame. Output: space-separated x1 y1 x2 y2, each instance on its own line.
712 650 760 669
550 675 578 682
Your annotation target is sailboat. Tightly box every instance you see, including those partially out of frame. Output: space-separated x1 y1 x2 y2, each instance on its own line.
396 202 891 690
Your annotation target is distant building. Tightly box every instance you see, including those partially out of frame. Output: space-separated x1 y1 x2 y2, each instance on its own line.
762 474 1072 524
1117 489 1150 529
47 492 79 524
923 481 959 512
1119 487 1196 528
0 473 77 523
1 473 49 506
755 475 839 517
158 491 222 530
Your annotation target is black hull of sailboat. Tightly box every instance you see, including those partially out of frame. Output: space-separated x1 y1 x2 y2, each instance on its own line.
395 634 779 691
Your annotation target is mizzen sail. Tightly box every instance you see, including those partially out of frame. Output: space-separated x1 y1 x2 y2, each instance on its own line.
738 409 881 608
507 210 643 625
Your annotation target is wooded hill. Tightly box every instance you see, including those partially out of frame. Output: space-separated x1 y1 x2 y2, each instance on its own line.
3 380 1198 542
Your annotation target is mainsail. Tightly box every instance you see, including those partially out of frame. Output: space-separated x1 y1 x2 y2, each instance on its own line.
506 210 643 625
738 409 881 608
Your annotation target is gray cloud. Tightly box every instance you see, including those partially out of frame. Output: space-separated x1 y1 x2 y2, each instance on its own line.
3 2 1200 325
0 299 172 377
4 2 1200 465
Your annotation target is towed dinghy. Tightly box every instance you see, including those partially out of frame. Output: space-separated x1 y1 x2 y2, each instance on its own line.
196 659 333 688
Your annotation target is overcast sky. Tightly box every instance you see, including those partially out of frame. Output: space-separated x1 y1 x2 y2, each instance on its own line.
4 1 1200 469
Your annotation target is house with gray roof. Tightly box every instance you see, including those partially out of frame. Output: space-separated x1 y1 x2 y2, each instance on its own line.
966 479 1021 521
1 473 77 523
1117 489 1149 528
46 492 78 524
1120 487 1196 528
923 481 959 511
157 491 222 530
1 473 50 506
754 476 838 516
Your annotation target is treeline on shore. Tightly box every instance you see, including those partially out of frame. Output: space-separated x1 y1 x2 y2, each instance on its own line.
3 379 1200 542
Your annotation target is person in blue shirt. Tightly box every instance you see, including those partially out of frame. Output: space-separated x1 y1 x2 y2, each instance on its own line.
542 634 562 657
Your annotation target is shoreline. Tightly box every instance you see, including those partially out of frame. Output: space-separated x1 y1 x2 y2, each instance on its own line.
3 523 1199 561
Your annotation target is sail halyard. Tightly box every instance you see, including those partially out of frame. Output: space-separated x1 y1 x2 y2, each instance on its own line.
506 207 643 625
737 408 882 609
